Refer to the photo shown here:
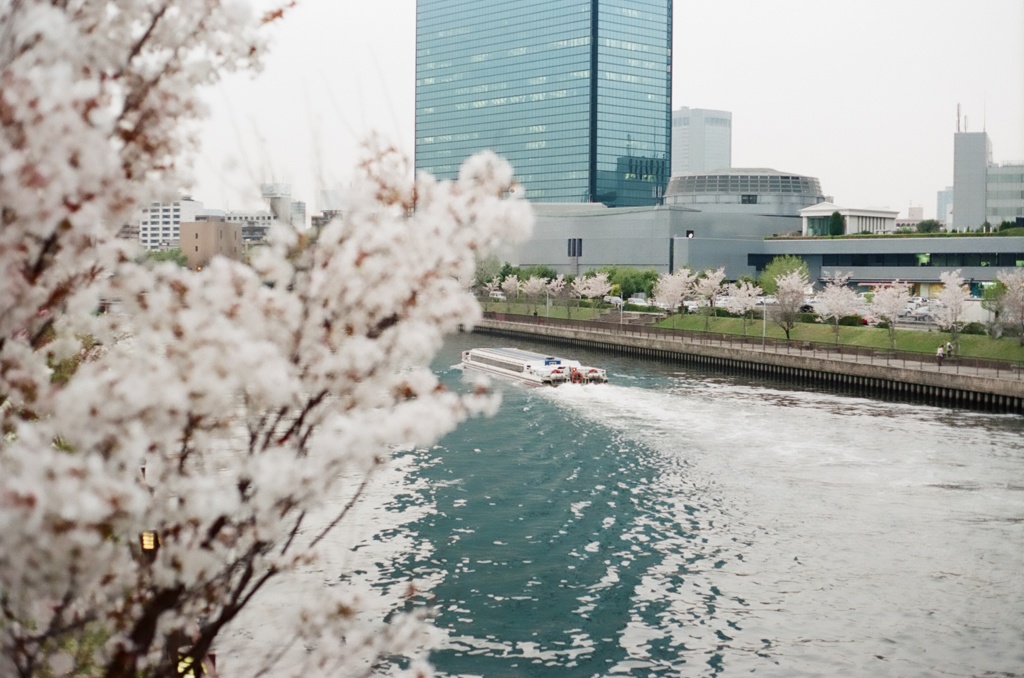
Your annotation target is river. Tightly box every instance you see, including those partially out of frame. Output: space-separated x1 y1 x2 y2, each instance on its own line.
226 331 1023 677
369 332 1022 677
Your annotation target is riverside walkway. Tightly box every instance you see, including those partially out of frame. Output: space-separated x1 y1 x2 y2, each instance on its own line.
475 313 1024 415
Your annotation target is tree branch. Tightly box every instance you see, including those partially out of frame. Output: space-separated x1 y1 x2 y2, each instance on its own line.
309 462 380 550
275 389 327 448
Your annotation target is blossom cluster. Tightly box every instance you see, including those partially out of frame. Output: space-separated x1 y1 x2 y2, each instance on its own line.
0 2 532 676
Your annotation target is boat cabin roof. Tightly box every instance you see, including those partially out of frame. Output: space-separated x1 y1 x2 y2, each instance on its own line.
470 347 577 367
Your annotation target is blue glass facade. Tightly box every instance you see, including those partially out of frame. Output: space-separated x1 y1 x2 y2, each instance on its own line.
416 0 671 206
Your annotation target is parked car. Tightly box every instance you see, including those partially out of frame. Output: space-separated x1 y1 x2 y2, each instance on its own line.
626 297 650 307
489 291 506 301
603 295 624 306
908 307 935 322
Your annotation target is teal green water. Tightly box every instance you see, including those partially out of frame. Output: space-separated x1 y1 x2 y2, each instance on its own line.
382 333 1024 677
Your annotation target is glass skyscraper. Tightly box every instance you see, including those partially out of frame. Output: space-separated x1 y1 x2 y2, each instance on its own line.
416 0 672 206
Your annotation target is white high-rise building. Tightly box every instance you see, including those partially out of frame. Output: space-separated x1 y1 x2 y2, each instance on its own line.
137 197 204 250
987 164 1024 226
952 131 992 231
936 186 954 226
671 107 732 176
949 129 1023 231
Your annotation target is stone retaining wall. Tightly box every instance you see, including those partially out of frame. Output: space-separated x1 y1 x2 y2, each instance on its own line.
474 319 1024 415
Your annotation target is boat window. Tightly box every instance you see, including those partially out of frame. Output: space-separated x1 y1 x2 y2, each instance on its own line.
471 354 525 372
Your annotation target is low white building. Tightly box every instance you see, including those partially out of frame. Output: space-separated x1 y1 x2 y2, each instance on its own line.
801 202 898 236
138 197 204 250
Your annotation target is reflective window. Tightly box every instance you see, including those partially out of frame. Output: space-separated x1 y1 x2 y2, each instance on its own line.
416 0 670 206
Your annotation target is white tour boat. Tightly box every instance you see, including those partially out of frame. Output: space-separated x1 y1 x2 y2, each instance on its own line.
461 347 608 386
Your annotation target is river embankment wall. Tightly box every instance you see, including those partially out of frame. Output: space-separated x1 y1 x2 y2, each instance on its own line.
474 317 1024 415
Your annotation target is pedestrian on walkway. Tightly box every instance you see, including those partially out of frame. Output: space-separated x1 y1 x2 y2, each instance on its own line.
945 341 953 357
936 344 945 367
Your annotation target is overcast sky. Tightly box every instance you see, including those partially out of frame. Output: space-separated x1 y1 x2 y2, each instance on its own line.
195 0 1024 220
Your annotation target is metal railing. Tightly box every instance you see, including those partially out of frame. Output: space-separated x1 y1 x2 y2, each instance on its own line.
483 312 1024 381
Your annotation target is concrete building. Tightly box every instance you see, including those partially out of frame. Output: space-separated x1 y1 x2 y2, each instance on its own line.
311 210 343 233
138 197 205 251
516 166 827 276
198 209 274 246
179 219 243 270
944 114 1024 230
415 0 672 206
801 202 898 236
514 168 827 278
894 205 924 231
988 164 1024 226
513 202 796 279
671 107 732 175
513 199 1024 292
664 168 827 218
949 132 1024 231
936 186 954 226
261 183 305 228
136 186 307 251
290 201 307 229
117 222 139 241
755 236 1024 296
952 131 991 231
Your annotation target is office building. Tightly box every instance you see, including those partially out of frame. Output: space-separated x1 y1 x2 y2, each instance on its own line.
136 184 307 252
988 164 1024 225
671 107 731 175
952 131 992 231
950 131 1024 231
138 198 205 251
936 186 954 226
180 219 243 270
415 0 672 206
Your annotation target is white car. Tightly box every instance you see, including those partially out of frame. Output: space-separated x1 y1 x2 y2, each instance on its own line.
489 291 506 301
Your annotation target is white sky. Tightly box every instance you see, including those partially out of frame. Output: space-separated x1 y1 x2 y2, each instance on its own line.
195 0 1024 220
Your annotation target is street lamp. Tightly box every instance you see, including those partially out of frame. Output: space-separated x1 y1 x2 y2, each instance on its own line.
139 530 160 563
761 299 767 349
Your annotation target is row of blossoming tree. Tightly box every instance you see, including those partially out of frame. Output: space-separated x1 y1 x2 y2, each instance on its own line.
483 272 613 317
650 263 1024 351
0 2 533 676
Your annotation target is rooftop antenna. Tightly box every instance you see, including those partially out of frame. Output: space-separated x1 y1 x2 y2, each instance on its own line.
956 103 960 132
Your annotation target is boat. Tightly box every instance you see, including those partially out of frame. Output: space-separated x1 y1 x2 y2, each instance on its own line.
460 347 608 386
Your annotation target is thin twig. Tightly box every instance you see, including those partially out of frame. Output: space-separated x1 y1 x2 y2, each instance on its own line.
308 465 379 550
